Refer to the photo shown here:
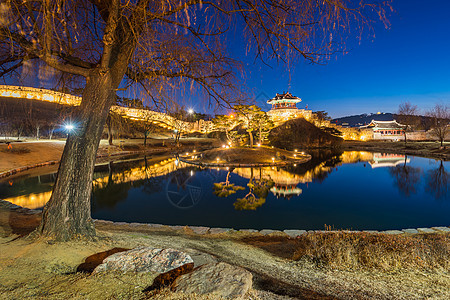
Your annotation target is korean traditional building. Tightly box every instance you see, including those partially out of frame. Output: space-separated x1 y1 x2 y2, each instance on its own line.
369 153 410 168
267 92 312 123
361 120 405 141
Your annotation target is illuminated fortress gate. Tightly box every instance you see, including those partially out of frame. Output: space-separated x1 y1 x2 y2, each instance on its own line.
362 120 405 141
267 92 311 123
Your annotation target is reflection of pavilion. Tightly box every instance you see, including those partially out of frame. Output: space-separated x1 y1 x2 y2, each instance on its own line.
270 185 302 199
233 167 303 199
369 153 409 168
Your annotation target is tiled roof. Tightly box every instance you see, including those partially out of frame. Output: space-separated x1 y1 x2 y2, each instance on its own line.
267 92 301 103
369 120 405 129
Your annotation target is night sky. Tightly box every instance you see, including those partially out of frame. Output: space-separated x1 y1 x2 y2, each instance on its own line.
5 1 450 118
254 0 450 118
184 0 450 118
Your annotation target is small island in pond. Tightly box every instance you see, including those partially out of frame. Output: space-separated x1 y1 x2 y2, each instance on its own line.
179 146 311 167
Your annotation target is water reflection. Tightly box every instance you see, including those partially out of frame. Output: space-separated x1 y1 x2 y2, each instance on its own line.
425 160 448 200
388 155 422 196
1 151 448 212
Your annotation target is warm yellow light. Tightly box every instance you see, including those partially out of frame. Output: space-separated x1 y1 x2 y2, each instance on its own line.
193 150 196 153
294 149 297 152
222 144 226 148
257 143 261 147
186 152 189 155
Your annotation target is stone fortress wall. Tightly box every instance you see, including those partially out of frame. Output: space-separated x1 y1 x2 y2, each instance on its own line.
0 85 213 133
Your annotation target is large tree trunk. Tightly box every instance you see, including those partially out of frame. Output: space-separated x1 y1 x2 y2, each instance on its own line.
36 73 116 241
248 131 254 147
107 115 113 145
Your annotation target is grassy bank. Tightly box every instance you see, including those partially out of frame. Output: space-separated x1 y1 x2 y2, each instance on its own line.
243 231 450 272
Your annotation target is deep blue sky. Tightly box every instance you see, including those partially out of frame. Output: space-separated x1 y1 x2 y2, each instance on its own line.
184 0 450 118
8 1 450 118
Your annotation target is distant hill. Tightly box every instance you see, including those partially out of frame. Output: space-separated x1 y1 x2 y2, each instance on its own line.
332 113 397 127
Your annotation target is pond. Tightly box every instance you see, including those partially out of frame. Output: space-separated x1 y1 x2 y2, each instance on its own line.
0 151 448 231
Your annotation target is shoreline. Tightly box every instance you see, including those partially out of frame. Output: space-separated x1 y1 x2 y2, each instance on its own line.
341 140 450 161
1 199 448 237
1 139 447 179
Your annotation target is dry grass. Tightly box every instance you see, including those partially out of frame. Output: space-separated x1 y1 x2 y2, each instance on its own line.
243 232 450 272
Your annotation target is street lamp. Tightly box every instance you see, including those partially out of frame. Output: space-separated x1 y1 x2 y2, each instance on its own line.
188 108 194 114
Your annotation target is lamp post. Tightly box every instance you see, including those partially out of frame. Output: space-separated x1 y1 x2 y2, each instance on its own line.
64 123 75 138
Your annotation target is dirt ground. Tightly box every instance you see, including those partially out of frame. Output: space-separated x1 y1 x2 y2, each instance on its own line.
0 208 449 300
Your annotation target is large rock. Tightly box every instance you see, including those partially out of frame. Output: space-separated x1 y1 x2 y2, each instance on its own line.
171 262 253 299
93 247 193 274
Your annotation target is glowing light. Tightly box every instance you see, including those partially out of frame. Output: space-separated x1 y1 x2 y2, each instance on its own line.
294 154 297 157
64 124 75 131
294 149 298 152
272 157 275 162
294 164 297 166
216 157 220 161
193 150 196 153
188 108 194 114
257 143 261 147
190 170 194 176
222 144 226 148
186 152 189 155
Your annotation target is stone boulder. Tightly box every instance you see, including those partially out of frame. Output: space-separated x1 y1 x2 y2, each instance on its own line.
171 262 253 299
93 247 193 274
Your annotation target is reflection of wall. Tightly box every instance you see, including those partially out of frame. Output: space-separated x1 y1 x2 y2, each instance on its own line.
4 158 187 209
4 191 52 210
340 151 374 163
233 167 303 186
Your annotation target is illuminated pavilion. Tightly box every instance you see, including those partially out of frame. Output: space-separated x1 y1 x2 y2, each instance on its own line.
267 92 311 122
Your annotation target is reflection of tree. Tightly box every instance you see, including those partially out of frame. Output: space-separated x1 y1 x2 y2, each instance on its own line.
425 161 448 200
213 167 274 210
288 149 343 183
142 156 163 194
92 162 131 209
389 156 422 197
213 168 245 197
233 177 274 210
234 168 274 210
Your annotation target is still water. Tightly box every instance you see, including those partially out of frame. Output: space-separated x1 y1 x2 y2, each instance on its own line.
1 151 448 230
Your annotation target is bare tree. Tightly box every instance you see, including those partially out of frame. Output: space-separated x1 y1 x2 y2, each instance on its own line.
397 101 419 145
0 0 389 241
427 104 449 147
